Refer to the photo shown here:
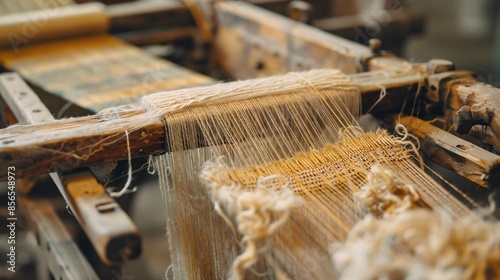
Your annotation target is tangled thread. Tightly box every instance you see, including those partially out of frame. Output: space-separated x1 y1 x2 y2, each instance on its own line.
355 164 420 217
332 208 500 280
200 158 302 280
334 164 500 280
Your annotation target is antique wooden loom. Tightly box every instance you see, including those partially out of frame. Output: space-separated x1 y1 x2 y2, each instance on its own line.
1 1 500 279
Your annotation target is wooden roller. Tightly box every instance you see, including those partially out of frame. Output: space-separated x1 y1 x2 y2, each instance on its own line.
0 2 108 50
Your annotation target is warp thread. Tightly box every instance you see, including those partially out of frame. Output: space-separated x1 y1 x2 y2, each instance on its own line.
146 68 472 278
200 158 303 280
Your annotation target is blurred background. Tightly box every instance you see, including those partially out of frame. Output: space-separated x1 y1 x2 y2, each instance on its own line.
0 0 499 279
404 0 499 86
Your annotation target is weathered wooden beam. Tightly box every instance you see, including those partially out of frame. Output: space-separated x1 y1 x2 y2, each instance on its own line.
214 1 373 78
449 83 500 153
20 198 100 280
0 115 165 179
399 116 500 188
51 170 142 264
0 69 425 180
107 0 194 34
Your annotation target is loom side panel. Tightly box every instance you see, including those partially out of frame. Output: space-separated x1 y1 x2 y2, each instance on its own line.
214 1 371 79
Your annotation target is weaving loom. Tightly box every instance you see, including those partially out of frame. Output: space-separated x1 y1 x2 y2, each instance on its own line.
0 1 499 279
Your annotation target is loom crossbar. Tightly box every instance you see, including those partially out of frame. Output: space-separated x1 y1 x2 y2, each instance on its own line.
0 70 425 180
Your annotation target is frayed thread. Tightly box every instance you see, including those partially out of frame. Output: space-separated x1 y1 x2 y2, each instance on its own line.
331 208 500 280
355 164 420 217
200 158 302 280
333 164 500 279
394 123 424 168
109 130 137 197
